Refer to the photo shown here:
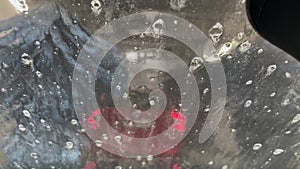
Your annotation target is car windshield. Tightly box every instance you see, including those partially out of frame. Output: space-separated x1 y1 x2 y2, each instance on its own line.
0 0 300 169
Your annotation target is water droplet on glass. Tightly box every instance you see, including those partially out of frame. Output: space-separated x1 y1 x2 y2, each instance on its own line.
22 110 31 118
114 135 122 142
253 143 263 150
149 77 156 81
219 42 232 56
116 85 121 90
132 103 137 108
34 40 41 46
245 80 253 85
285 72 292 78
71 119 78 125
147 155 153 161
239 40 251 53
152 19 165 36
227 55 233 59
20 53 33 66
285 130 292 134
35 71 43 78
136 32 144 39
65 141 74 150
91 0 102 16
40 119 46 123
2 63 9 69
237 32 244 40
95 140 103 147
291 114 300 124
149 100 155 106
1 88 7 92
169 0 187 11
30 152 39 159
136 155 142 161
222 165 229 169
208 22 224 44
244 100 252 107
102 133 108 140
273 149 284 155
189 57 203 72
270 92 276 97
257 48 264 54
122 93 128 100
265 64 277 76
18 124 26 132
114 121 120 125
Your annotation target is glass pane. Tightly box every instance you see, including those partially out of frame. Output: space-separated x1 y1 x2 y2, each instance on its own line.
0 0 299 168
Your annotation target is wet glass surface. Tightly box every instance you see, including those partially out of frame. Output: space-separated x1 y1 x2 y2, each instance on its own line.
1 0 300 169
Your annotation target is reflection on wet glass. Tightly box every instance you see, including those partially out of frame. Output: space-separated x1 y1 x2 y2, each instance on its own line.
0 0 300 168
